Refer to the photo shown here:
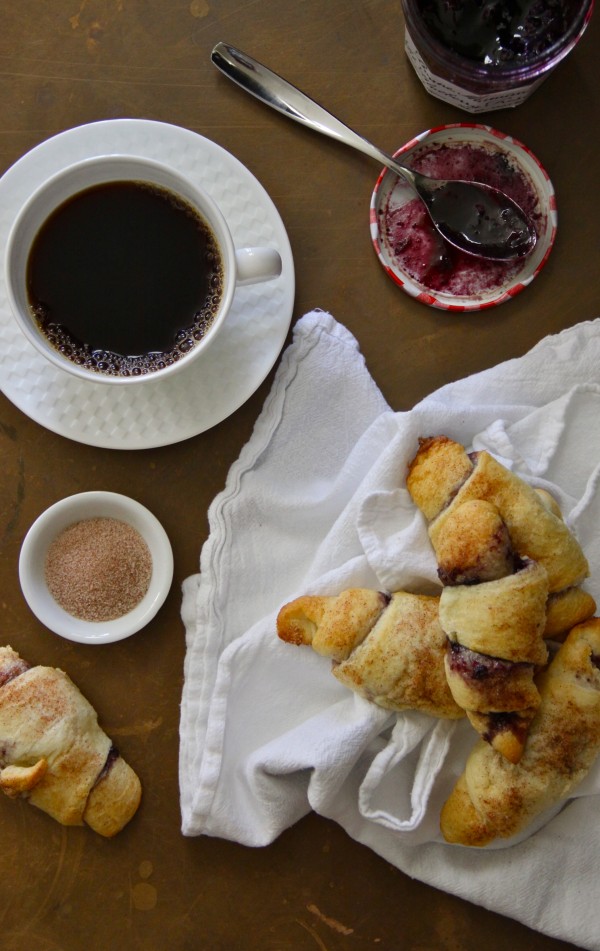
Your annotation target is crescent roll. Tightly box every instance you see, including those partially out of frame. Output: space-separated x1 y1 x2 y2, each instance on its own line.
436 498 549 760
277 588 463 719
0 645 141 836
406 436 595 761
406 435 595 636
440 618 600 847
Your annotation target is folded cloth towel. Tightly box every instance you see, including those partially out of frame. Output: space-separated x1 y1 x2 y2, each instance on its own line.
179 310 600 949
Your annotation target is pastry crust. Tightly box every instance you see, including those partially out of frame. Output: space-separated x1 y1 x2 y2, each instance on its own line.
0 645 141 836
277 589 463 719
406 435 474 522
440 618 600 846
434 498 548 761
277 588 388 662
407 437 596 761
407 436 590 596
544 587 597 640
435 498 517 586
83 754 142 838
333 593 463 718
439 559 549 665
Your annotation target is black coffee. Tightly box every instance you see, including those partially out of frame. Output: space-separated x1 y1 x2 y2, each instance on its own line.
26 180 224 377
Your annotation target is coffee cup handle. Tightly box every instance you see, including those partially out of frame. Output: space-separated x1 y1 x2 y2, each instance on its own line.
234 247 282 286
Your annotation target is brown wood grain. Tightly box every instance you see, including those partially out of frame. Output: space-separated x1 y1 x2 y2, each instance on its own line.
0 2 598 948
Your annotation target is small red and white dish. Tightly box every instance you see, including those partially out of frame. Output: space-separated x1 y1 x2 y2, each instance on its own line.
370 123 556 312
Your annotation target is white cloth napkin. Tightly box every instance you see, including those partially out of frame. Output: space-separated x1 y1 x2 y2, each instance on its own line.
179 310 600 949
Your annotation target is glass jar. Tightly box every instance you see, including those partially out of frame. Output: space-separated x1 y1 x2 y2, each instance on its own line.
401 0 595 113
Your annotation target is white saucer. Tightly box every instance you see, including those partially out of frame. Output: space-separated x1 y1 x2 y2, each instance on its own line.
0 120 295 449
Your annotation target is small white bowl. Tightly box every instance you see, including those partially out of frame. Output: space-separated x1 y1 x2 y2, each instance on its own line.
370 123 557 312
19 491 173 644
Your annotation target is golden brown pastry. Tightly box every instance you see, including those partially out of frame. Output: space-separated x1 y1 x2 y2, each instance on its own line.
544 584 597 640
406 436 595 761
535 486 596 638
440 618 600 847
277 588 388 662
434 498 548 762
406 435 593 623
0 645 141 836
277 589 463 719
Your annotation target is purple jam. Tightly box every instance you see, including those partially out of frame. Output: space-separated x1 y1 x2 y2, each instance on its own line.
0 658 30 688
447 641 532 681
483 711 528 744
379 141 541 296
418 0 578 66
448 641 532 682
94 745 120 786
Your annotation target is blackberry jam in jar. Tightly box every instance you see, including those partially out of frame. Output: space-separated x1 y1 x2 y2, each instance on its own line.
401 0 594 112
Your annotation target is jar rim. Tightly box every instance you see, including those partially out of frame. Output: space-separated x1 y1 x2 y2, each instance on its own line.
402 0 594 86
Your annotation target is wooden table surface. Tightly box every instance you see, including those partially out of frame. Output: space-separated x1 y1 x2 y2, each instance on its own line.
1 3 598 949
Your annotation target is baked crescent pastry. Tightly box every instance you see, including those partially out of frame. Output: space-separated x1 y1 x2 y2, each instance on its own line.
440 618 600 847
406 435 594 636
277 589 463 719
406 436 595 762
435 498 549 762
544 586 597 641
0 645 141 836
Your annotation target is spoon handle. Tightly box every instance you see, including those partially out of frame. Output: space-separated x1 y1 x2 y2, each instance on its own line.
211 42 415 188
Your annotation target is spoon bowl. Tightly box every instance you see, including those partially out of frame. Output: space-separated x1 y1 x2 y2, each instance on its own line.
211 42 537 262
406 174 537 261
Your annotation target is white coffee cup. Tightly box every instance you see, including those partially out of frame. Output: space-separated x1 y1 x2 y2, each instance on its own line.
4 154 282 384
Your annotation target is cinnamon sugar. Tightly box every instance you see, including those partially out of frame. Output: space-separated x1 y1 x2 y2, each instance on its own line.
45 517 152 622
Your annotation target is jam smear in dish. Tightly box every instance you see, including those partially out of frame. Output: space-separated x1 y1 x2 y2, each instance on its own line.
380 141 541 296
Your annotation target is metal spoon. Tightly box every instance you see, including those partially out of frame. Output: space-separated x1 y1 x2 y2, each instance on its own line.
211 42 537 262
